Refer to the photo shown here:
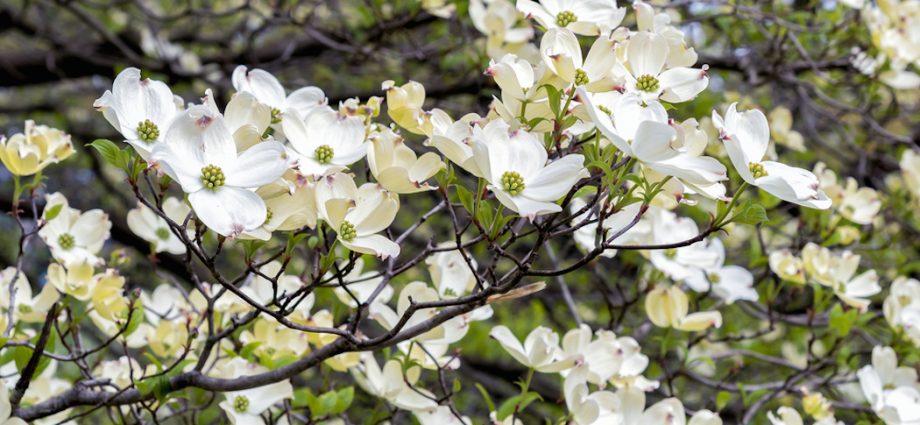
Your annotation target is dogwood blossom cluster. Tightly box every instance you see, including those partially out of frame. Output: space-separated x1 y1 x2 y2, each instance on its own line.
2 0 919 423
842 0 920 89
768 242 881 312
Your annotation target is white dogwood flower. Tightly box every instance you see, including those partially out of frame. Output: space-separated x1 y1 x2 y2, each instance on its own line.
561 325 656 390
151 105 291 237
884 277 920 345
426 244 478 298
47 261 95 301
367 127 444 193
94 67 180 159
579 89 727 187
471 120 588 219
232 65 326 127
243 179 317 240
619 31 709 103
126 197 188 255
540 28 619 91
219 380 293 425
490 325 575 372
351 352 439 412
769 250 806 284
283 106 368 178
517 0 626 36
645 286 722 332
0 379 28 425
712 103 831 209
684 238 758 304
321 182 400 259
0 121 74 176
858 346 920 425
38 193 112 266
632 1 699 69
564 364 620 425
0 267 59 323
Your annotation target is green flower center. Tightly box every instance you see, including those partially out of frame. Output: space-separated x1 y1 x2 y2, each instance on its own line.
635 74 660 93
264 207 274 224
155 227 170 240
232 395 249 413
574 69 590 86
339 221 357 242
200 164 226 190
556 10 577 27
664 248 677 259
315 145 335 165
707 272 721 284
58 233 75 250
136 119 160 144
501 171 525 196
749 162 768 179
270 108 282 124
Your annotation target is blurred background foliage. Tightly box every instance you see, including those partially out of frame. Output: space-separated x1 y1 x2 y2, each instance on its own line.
2 0 920 423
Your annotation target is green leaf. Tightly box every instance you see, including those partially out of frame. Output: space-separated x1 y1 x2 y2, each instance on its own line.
239 341 262 360
88 138 132 172
544 84 562 118
43 203 63 221
317 390 338 417
829 303 858 337
88 139 122 166
137 375 172 402
455 185 475 215
123 303 145 337
293 388 311 409
331 386 354 415
497 391 542 420
474 383 496 413
716 391 732 411
732 203 767 225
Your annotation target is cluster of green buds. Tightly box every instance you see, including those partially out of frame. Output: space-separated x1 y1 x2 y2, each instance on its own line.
635 74 660 93
58 233 75 250
749 162 768 179
501 171 526 196
339 221 357 241
232 395 249 413
200 164 226 190
315 145 335 165
136 119 160 144
556 10 577 27
155 227 171 240
574 69 590 86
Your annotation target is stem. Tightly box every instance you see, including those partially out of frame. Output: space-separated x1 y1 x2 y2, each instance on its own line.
716 181 750 225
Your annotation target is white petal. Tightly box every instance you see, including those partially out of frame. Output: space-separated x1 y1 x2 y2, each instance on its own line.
232 66 286 108
490 326 532 367
522 154 586 202
632 121 678 162
577 87 632 154
658 67 709 103
757 162 831 209
224 92 271 135
341 234 400 259
223 141 290 188
284 86 326 119
627 32 668 78
189 187 267 236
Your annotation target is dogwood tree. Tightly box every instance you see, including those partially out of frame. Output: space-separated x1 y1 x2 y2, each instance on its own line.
1 0 919 424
